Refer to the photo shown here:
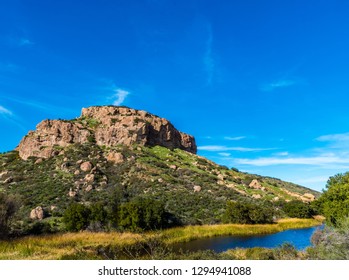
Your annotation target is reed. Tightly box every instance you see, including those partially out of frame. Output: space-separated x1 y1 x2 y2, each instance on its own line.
0 217 323 260
161 218 323 244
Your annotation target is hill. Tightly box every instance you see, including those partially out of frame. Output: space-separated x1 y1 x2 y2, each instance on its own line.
0 106 319 233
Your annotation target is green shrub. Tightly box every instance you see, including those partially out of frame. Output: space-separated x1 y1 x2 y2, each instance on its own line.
308 217 349 259
283 200 313 218
63 203 91 232
223 201 273 224
118 198 167 232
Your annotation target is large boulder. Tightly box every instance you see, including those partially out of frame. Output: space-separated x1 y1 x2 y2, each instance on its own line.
29 206 45 220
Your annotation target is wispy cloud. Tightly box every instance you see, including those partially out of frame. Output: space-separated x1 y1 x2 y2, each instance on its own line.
112 88 130 106
203 24 214 86
218 152 231 157
295 176 330 184
260 79 297 92
273 151 289 156
19 38 34 46
224 136 246 141
0 95 76 115
234 154 349 168
198 145 275 152
0 105 26 131
316 132 349 143
0 105 13 116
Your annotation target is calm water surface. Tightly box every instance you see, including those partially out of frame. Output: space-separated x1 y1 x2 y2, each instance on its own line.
174 225 323 253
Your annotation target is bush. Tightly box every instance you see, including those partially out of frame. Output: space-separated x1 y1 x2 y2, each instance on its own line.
0 193 18 239
307 217 349 259
283 200 313 218
223 201 273 224
118 198 167 232
63 203 91 232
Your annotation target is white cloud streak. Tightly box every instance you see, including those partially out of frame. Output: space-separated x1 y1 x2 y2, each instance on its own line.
0 105 13 116
234 155 349 167
112 88 130 106
198 145 275 152
218 152 231 157
224 136 246 141
273 151 289 156
316 132 349 143
261 79 296 92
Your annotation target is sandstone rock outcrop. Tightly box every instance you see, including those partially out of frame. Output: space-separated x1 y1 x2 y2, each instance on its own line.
16 106 197 159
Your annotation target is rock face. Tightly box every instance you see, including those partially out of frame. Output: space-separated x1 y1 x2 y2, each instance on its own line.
16 106 197 159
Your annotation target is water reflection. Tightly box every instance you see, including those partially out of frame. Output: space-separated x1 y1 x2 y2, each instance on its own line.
173 226 323 253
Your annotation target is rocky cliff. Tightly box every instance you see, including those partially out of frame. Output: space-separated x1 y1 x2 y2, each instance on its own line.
16 106 197 160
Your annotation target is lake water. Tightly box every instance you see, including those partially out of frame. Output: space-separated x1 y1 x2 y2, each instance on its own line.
173 226 322 253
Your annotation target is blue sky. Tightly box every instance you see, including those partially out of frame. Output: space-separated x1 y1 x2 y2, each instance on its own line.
1 0 349 191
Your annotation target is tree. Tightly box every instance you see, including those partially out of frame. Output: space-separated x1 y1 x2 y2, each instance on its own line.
63 203 91 232
318 172 349 226
118 198 167 232
0 193 18 239
223 201 273 224
283 200 313 218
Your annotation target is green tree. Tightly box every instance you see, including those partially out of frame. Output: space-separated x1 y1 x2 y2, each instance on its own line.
223 201 251 224
63 203 91 232
223 201 273 224
318 172 349 226
118 198 167 232
283 200 313 218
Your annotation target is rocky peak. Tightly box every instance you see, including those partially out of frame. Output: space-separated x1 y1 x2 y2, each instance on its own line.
16 106 197 160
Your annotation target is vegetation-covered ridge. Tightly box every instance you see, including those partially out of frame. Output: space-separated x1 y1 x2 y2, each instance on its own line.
0 142 320 236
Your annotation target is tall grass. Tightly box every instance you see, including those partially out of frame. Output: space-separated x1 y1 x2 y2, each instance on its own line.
0 218 323 260
161 218 324 244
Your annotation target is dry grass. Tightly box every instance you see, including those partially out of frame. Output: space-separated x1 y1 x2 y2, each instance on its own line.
161 218 323 244
0 218 323 260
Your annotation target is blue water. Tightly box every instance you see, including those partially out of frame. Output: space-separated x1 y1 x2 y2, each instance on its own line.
174 225 323 253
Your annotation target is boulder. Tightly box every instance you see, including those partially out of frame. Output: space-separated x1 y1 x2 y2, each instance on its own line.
106 151 124 163
80 161 93 172
30 206 45 220
68 188 78 197
85 174 95 183
249 179 262 189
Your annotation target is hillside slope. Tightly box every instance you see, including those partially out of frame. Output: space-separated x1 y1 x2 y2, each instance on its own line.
0 106 319 230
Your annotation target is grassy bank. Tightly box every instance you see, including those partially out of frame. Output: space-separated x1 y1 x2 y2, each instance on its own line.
0 218 323 260
161 217 323 244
